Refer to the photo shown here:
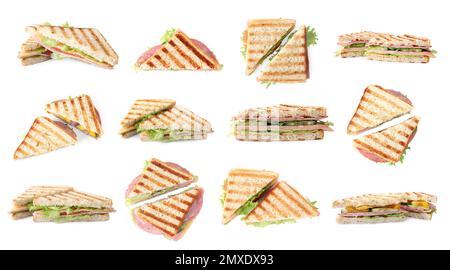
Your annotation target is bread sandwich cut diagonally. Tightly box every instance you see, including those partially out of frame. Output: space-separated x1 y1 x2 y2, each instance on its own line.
26 24 118 68
244 19 296 75
45 94 103 138
10 186 74 219
138 29 221 71
222 169 279 224
347 85 414 135
243 181 319 225
126 158 197 205
257 26 309 83
14 116 77 159
353 116 420 164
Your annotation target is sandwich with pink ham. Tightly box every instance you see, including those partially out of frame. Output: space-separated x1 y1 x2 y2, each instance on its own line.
135 29 221 71
125 158 197 205
25 23 118 68
132 187 203 240
333 192 437 224
231 104 333 141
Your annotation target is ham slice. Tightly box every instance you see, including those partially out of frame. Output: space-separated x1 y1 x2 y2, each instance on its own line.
133 188 204 240
385 89 413 105
53 121 77 140
235 125 333 132
357 148 388 163
136 39 217 66
401 204 435 213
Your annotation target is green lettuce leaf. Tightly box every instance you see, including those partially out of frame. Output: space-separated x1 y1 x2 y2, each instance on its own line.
345 43 366 48
306 26 318 47
236 184 273 216
261 82 275 89
161 28 176 44
144 129 167 141
249 219 296 227
389 146 410 166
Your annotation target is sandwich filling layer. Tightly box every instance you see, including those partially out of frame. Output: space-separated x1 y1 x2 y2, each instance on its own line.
35 35 109 66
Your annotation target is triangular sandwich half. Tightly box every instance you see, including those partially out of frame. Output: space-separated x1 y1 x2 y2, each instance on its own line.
126 158 197 205
257 26 309 83
222 168 279 224
9 186 74 220
353 116 420 164
26 24 118 68
14 116 77 159
243 181 319 226
243 19 296 75
136 29 221 71
18 37 52 66
133 187 204 240
31 190 114 223
136 105 213 141
347 85 414 135
45 94 103 138
119 99 176 138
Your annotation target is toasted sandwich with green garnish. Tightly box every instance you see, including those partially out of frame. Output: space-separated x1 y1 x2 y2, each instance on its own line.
30 190 114 223
25 24 118 68
242 19 296 75
119 99 176 138
9 186 74 220
243 181 319 227
135 29 221 71
221 168 278 224
231 104 333 141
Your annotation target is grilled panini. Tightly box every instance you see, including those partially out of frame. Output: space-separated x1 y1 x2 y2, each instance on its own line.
120 99 176 138
9 186 74 220
126 158 197 205
222 169 278 224
232 104 332 141
347 85 414 135
136 29 221 71
18 38 52 66
137 105 213 142
366 33 435 63
337 31 378 57
31 190 114 223
353 116 419 164
244 181 319 226
243 19 296 75
26 24 118 68
14 116 77 159
45 94 103 138
333 192 437 224
133 187 204 240
257 26 308 83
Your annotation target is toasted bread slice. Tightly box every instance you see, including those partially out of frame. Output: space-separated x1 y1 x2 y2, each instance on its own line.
244 181 319 225
234 130 324 141
245 19 296 75
26 24 118 68
222 169 278 224
33 212 110 222
12 186 74 207
45 94 103 138
33 190 113 209
332 191 435 208
347 85 414 135
14 117 77 159
257 26 308 83
353 116 419 163
139 29 220 71
336 215 407 224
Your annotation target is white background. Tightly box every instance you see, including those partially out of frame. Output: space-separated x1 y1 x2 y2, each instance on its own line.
0 0 449 250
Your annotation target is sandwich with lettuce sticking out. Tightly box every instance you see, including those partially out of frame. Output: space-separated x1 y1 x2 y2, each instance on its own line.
25 22 118 68
221 169 319 226
333 192 437 224
125 158 197 205
10 186 114 223
135 28 221 71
